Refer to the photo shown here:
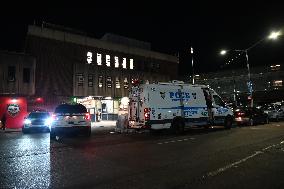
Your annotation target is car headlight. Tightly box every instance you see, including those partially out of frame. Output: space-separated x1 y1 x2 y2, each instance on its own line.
44 118 53 126
24 119 31 124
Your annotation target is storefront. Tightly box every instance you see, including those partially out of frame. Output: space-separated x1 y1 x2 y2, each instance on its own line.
76 96 129 121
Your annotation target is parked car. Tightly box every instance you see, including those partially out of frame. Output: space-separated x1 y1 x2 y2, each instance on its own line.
262 104 284 121
50 103 91 138
22 111 52 133
234 106 269 126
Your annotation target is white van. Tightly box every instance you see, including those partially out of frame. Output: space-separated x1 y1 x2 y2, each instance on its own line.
128 81 233 133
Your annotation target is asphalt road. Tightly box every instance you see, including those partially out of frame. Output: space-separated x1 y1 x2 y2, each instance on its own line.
0 122 284 189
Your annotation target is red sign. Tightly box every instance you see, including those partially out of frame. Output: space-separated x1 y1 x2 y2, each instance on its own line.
0 97 28 129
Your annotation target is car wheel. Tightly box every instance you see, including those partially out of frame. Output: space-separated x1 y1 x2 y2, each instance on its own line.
249 118 254 126
265 117 269 124
22 128 29 134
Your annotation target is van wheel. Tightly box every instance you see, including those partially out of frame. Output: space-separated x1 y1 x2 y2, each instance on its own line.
171 119 185 134
276 116 279 122
224 116 232 129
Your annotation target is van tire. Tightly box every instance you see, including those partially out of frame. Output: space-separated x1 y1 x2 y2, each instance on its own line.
171 119 185 134
224 116 233 129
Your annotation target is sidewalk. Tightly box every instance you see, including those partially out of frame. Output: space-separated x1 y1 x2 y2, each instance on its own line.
91 121 117 128
0 128 22 133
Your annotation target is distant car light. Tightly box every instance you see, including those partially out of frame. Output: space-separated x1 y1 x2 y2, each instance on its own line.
44 117 53 126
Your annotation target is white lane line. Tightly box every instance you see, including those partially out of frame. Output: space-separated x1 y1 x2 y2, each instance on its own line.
170 140 176 143
207 151 263 177
206 140 284 178
190 137 195 140
157 143 163 145
177 140 183 142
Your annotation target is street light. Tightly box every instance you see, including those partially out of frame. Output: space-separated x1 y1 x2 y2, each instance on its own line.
220 30 282 107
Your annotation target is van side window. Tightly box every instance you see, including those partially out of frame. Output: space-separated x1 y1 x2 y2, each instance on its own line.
213 95 225 107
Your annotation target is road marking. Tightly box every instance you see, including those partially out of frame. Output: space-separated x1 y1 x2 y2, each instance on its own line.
157 137 195 145
205 140 284 178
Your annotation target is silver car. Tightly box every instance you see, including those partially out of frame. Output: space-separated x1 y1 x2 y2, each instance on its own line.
263 104 284 121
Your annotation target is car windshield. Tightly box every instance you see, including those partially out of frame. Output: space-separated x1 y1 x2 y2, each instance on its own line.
28 112 50 118
54 104 87 113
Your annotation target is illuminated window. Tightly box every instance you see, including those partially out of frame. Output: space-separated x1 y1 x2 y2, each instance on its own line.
98 75 103 88
273 80 282 87
122 58 127 69
124 77 128 89
106 55 110 67
88 74 93 87
107 76 112 88
130 59 134 69
97 53 102 65
115 77 120 88
114 56 119 68
87 52 92 64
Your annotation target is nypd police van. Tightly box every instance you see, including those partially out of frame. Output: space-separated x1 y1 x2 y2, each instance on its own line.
128 80 233 132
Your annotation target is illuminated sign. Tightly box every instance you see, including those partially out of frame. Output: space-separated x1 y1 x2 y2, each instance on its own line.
122 58 127 69
106 55 110 67
87 52 92 64
130 59 134 69
115 56 119 68
97 53 102 65
86 51 134 69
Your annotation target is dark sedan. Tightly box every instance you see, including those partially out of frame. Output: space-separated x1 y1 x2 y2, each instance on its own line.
234 107 269 126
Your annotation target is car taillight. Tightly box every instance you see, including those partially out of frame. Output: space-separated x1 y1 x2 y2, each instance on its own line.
144 108 150 121
85 113 91 120
52 113 57 120
236 112 245 117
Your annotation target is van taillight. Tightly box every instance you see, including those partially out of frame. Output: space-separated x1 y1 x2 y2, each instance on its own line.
144 108 150 121
85 113 91 120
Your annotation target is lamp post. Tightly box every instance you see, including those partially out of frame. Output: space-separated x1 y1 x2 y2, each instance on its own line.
220 30 282 107
190 46 195 84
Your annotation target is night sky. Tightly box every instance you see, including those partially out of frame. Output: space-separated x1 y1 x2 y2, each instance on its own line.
1 1 284 76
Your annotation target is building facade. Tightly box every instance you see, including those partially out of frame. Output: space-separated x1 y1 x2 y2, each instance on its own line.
0 51 36 96
24 24 179 119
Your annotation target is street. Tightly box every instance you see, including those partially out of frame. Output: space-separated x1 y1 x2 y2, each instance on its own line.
0 122 284 189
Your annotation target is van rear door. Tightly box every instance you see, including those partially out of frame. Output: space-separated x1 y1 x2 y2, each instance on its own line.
128 86 141 127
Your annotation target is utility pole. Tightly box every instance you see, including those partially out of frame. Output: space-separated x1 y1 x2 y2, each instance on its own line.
191 46 194 84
